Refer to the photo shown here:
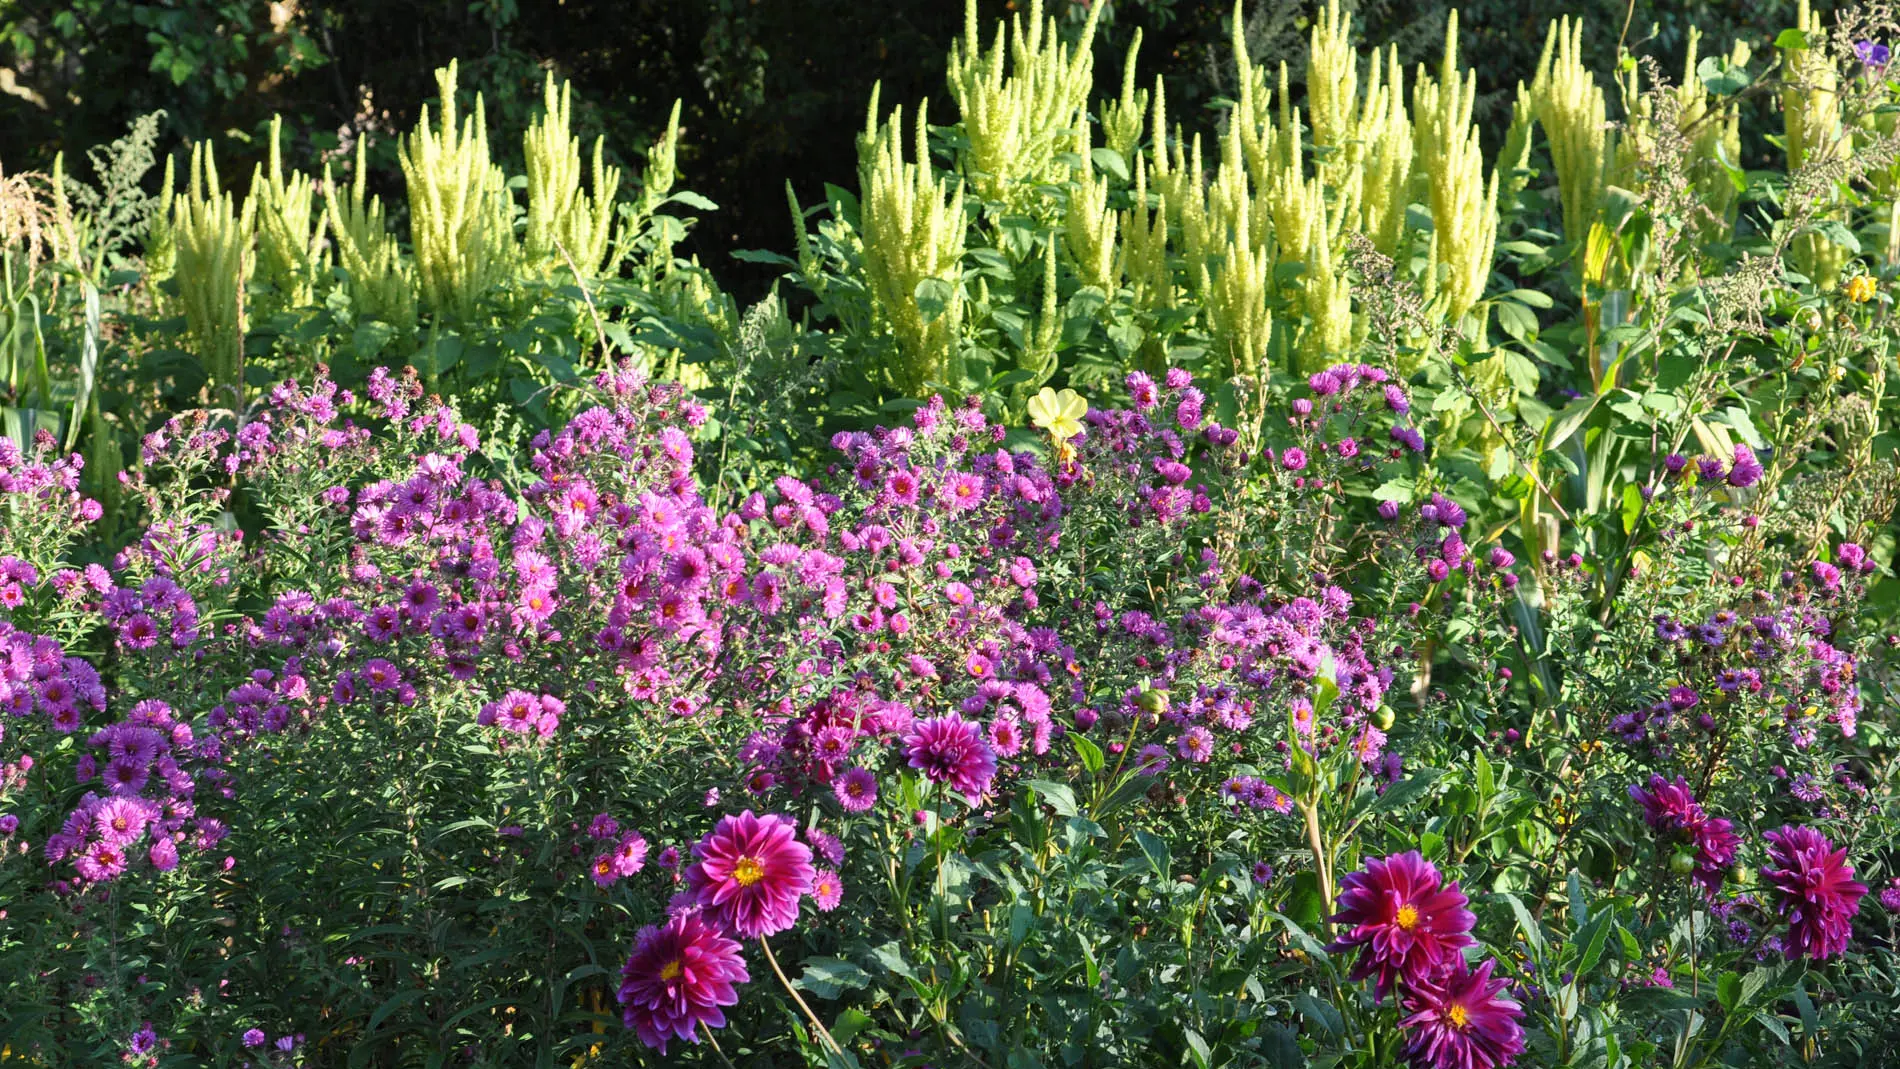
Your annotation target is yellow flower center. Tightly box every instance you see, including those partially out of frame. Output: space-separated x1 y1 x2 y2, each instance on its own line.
1447 1003 1470 1029
659 958 683 981
1395 904 1420 930
732 856 766 887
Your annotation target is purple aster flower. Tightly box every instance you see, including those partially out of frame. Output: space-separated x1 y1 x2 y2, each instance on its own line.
810 867 844 911
806 828 844 867
613 832 650 877
1726 445 1764 488
1176 726 1215 763
943 473 986 511
242 1028 267 1048
833 767 878 812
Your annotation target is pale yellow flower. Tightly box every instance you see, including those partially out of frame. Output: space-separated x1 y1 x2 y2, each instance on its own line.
1027 387 1087 441
1845 274 1877 303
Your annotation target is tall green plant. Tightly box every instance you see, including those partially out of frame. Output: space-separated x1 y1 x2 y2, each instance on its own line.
398 61 515 323
171 142 254 409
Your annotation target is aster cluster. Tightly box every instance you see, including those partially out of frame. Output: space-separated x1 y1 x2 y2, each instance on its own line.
1285 363 1428 471
584 811 650 888
1329 851 1525 1069
43 699 225 889
1622 559 1867 772
1077 576 1398 812
1657 443 1765 491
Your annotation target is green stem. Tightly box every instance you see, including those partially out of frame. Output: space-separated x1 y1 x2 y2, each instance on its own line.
759 935 842 1056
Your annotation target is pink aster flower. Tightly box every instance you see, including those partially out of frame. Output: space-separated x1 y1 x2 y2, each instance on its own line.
1176 726 1214 763
810 867 844 912
1330 851 1476 1001
1398 957 1526 1069
902 715 996 802
75 840 129 882
1760 825 1866 961
613 832 650 877
833 767 878 812
591 853 623 888
617 912 749 1053
685 811 815 938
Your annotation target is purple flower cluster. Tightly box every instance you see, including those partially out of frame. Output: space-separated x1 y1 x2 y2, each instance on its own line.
1626 575 1865 760
44 698 223 887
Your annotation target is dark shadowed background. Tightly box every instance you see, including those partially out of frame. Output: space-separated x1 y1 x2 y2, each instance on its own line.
0 0 1819 299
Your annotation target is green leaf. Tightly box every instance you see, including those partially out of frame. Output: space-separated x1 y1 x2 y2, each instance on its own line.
1133 828 1171 878
798 956 873 999
1793 982 1818 1036
1572 912 1613 976
1812 218 1861 254
831 1008 873 1045
1088 147 1131 183
1023 779 1078 817
1542 394 1600 453
1293 993 1345 1038
1268 913 1331 960
665 191 720 212
365 988 431 1037
914 278 956 324
1183 1027 1212 1069
1718 971 1742 1012
1774 27 1810 50
867 942 917 981
1696 55 1751 95
1500 892 1545 953
64 282 100 452
1074 734 1105 774
1363 767 1445 818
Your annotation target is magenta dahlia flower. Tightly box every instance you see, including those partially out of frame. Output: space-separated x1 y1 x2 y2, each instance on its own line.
1628 775 1704 835
902 714 997 801
1628 775 1737 896
1760 825 1866 961
1330 851 1476 1001
685 811 814 938
1398 957 1526 1069
617 912 749 1053
1688 817 1740 897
